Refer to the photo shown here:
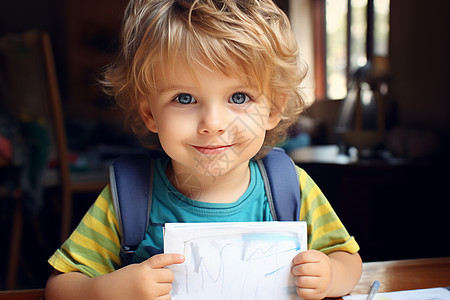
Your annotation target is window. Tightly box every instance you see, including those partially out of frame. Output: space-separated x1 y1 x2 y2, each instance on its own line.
313 0 390 100
325 0 348 99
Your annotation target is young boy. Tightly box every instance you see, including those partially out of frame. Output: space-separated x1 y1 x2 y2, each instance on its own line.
46 0 362 299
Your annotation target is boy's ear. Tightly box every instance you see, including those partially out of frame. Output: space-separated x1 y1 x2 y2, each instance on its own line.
265 94 288 130
139 97 158 133
265 112 282 131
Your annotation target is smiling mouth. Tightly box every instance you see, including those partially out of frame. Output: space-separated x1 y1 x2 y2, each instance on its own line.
192 145 233 155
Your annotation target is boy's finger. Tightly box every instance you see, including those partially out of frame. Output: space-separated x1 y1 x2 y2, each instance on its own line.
147 253 185 269
154 268 175 283
293 250 322 265
293 251 308 265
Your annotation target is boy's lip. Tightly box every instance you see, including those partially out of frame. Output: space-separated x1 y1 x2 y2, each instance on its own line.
192 144 234 155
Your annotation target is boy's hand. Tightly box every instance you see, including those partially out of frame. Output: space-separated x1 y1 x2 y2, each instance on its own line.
94 253 185 300
291 250 332 300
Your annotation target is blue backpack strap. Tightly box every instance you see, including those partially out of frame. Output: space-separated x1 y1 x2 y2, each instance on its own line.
109 153 154 265
257 147 301 221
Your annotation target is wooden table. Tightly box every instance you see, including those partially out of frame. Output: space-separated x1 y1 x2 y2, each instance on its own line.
0 289 45 300
1 257 449 299
334 257 450 299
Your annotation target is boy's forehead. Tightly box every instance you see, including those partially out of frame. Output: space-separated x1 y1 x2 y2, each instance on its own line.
154 58 254 90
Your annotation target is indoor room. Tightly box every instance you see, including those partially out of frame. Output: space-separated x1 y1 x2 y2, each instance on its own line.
1 0 449 298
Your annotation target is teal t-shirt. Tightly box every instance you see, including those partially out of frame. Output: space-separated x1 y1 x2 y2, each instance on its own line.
48 155 360 277
132 157 273 262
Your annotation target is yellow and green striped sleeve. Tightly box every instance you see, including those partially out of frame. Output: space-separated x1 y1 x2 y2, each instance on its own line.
296 166 360 254
48 186 122 277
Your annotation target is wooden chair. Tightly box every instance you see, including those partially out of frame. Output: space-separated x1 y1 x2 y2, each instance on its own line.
42 30 110 241
0 30 109 289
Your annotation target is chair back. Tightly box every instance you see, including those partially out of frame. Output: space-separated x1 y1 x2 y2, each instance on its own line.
0 30 72 239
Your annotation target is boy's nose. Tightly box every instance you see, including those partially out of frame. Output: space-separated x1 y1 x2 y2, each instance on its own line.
198 104 227 135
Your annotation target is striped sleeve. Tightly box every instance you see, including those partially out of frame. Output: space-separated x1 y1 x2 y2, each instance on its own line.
48 185 122 277
296 166 360 254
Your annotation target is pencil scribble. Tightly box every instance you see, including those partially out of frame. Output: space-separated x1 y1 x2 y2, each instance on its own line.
173 231 303 299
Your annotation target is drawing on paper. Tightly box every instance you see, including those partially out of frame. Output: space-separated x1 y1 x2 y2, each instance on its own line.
164 222 307 300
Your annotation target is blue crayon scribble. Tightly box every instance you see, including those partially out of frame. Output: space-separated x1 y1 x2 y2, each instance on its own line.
265 265 288 277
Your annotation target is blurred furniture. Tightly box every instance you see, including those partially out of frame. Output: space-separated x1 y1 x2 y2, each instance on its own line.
0 30 108 289
0 30 108 241
290 145 450 262
0 164 23 290
332 257 450 299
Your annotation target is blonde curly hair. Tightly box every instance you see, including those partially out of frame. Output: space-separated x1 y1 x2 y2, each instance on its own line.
102 0 308 157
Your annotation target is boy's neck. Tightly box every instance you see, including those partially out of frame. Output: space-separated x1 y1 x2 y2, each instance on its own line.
166 160 251 204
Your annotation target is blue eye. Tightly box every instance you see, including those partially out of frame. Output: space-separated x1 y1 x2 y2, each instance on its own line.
230 92 249 104
175 93 195 104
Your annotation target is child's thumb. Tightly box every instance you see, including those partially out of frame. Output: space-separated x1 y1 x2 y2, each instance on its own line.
147 253 185 269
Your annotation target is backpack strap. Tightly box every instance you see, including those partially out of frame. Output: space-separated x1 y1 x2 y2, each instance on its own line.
257 147 301 221
110 153 154 265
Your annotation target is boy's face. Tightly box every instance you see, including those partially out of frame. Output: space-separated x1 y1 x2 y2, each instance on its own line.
139 61 281 180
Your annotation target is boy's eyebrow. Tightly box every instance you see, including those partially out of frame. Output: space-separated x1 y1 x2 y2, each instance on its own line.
158 84 258 94
158 85 193 94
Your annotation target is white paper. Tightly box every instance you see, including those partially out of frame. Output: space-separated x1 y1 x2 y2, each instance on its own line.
164 221 307 300
343 287 450 300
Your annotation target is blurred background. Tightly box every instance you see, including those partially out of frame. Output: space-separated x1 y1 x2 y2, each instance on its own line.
1 0 449 291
